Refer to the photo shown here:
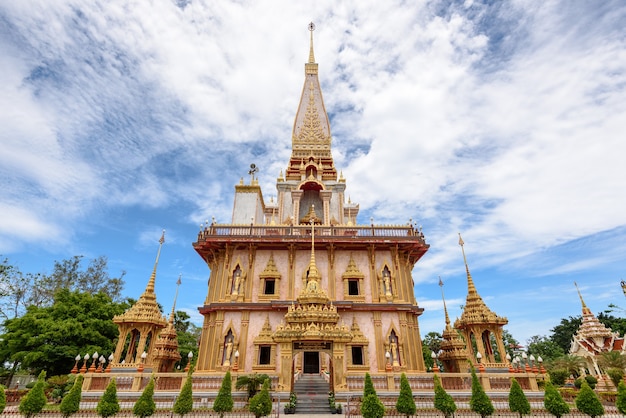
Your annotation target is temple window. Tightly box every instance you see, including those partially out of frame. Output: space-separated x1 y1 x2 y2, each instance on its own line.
351 346 364 365
259 346 272 365
264 279 276 295
348 279 359 296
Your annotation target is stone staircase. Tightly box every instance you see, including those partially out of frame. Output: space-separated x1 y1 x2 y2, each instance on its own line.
293 374 331 414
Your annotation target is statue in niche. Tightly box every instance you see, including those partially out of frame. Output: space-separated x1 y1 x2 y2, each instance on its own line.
223 335 234 366
231 266 246 296
390 335 400 367
382 267 392 297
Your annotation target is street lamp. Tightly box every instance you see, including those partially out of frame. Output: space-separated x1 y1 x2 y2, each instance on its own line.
71 354 81 374
537 356 545 374
476 352 485 373
80 353 89 374
89 352 99 373
431 351 439 373
106 354 114 373
185 351 193 372
138 351 147 373
385 351 391 371
98 355 106 373
529 354 537 373
233 350 240 371
522 352 529 373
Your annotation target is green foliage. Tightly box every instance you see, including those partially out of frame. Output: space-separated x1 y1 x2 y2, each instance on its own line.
19 370 47 418
0 384 6 414
249 379 271 418
550 316 582 354
548 355 586 379
361 394 385 418
575 381 604 418
526 335 565 362
0 289 130 376
469 368 494 418
173 369 194 417
133 377 156 418
97 378 120 418
422 332 442 369
363 372 376 397
174 311 200 371
235 373 270 400
616 381 626 414
543 381 570 418
59 375 83 418
574 375 597 389
47 374 72 404
396 373 416 417
212 371 233 417
508 378 531 417
433 374 456 417
607 368 624 389
548 369 569 386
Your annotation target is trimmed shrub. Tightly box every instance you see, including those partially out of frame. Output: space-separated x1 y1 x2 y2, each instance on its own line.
470 368 494 418
575 381 604 418
19 370 47 418
133 377 156 418
60 375 83 418
0 385 6 415
433 374 456 418
548 369 569 386
361 394 385 418
396 373 416 417
363 372 376 397
212 371 233 417
249 379 271 418
97 379 120 418
508 378 531 417
607 368 624 389
174 369 194 417
544 381 570 418
616 381 626 415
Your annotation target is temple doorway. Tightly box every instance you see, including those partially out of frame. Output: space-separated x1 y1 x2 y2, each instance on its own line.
303 351 320 374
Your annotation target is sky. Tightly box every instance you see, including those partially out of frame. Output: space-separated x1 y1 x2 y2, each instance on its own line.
1 0 625 346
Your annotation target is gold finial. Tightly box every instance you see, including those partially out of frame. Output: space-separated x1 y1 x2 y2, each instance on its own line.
146 230 166 294
458 233 477 294
169 274 182 323
439 276 451 326
575 282 592 315
307 205 321 282
308 22 316 63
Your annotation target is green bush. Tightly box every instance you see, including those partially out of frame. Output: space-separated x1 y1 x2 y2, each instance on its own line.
249 379 271 418
363 372 376 397
508 378 531 417
19 370 47 418
0 385 6 415
544 381 570 418
361 393 385 418
470 368 494 418
133 377 156 418
433 374 456 418
575 381 604 418
396 373 416 417
97 379 120 418
47 375 72 404
607 368 624 388
59 375 83 418
212 371 233 417
174 369 194 417
616 381 626 414
548 369 569 386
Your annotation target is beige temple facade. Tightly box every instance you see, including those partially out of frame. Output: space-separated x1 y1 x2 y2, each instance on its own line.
192 26 429 391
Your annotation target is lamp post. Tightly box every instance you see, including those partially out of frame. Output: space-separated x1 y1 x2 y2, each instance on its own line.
185 351 193 372
98 355 106 373
233 350 240 372
476 352 485 373
385 351 391 371
80 353 89 374
431 351 439 373
71 354 81 374
138 351 147 373
506 353 513 373
89 352 99 373
529 354 538 373
106 354 114 373
522 352 530 373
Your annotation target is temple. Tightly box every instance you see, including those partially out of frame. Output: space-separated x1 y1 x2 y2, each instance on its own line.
192 23 429 391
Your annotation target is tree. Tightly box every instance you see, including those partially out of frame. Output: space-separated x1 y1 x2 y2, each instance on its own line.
548 355 586 379
433 373 456 418
597 311 626 336
550 316 582 353
508 378 531 418
606 368 624 389
29 256 125 307
543 381 570 418
60 374 83 418
470 368 494 418
363 372 376 397
547 369 569 386
236 373 270 400
19 370 47 418
133 377 156 418
173 368 194 416
616 381 626 415
213 371 233 417
249 379 272 418
526 335 565 362
396 373 415 417
575 381 604 418
0 384 6 415
500 329 521 361
0 289 130 376
175 311 201 371
597 350 626 384
97 378 120 418
0 258 34 321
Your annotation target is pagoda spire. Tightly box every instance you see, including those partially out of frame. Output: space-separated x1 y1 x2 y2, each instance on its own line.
575 281 593 315
439 276 451 327
144 230 165 296
458 233 478 296
307 213 321 282
308 21 316 64
168 274 182 323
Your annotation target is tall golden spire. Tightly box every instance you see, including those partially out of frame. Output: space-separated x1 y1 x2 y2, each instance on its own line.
575 282 593 315
308 22 316 65
439 276 451 327
458 233 478 295
307 212 320 281
145 230 165 296
168 274 182 323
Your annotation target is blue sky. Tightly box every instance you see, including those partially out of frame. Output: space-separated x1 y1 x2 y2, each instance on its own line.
1 0 625 345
